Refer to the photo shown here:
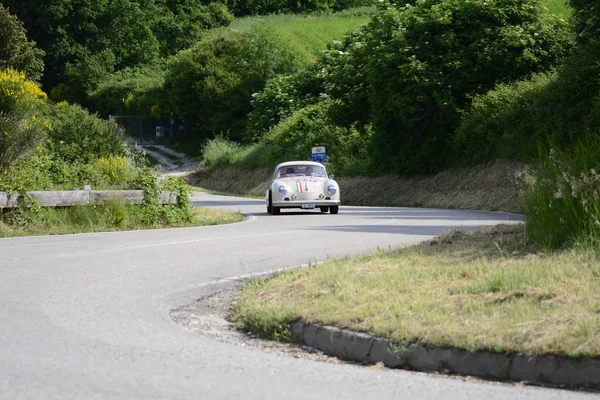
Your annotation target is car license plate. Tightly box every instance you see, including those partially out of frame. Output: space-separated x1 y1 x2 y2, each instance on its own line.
301 203 315 209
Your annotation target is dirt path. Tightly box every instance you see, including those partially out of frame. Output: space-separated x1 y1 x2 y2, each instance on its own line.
138 144 198 177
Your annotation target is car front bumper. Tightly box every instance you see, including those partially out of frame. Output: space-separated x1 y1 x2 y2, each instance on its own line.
272 199 341 209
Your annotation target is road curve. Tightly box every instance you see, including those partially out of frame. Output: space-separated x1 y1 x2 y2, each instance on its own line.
0 193 591 399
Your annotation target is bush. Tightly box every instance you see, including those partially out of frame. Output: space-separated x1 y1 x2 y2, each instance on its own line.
246 65 325 140
0 68 46 113
87 64 167 117
163 26 302 142
264 100 371 175
363 0 573 174
569 0 599 45
451 72 555 165
0 69 47 175
453 42 600 166
201 136 244 169
0 114 45 175
153 2 234 57
520 135 600 249
95 155 135 185
41 102 126 164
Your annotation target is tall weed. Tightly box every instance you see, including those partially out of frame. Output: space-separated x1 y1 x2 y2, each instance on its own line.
520 135 600 248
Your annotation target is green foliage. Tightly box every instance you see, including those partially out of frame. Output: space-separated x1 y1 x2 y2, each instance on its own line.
87 64 167 117
0 68 48 175
363 0 573 174
201 136 245 169
265 100 371 175
452 72 555 165
1 150 115 192
0 68 47 114
133 168 192 227
95 155 136 185
544 0 571 18
520 135 600 249
246 65 325 139
41 102 126 164
226 0 374 16
152 1 234 56
317 28 371 128
1 194 44 228
0 5 45 82
569 0 598 45
453 42 600 165
227 0 334 16
2 0 232 104
163 26 301 142
208 100 371 175
0 114 45 174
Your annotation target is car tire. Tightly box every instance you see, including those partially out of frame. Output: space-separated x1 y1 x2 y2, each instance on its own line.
267 192 273 214
320 207 329 213
330 206 339 214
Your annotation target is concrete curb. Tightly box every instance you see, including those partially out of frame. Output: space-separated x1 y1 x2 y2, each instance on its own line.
289 322 600 390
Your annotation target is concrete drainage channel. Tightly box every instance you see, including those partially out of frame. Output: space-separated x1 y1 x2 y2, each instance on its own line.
173 280 599 392
289 322 600 391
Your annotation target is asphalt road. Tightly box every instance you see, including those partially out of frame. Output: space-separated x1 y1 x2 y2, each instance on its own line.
0 193 594 399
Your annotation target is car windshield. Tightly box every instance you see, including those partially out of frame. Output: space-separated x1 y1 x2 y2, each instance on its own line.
277 165 327 178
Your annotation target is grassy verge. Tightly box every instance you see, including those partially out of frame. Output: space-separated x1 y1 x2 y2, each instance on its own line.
230 224 600 357
224 10 373 64
0 203 243 237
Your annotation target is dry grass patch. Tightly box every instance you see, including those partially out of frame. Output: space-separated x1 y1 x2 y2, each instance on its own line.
231 224 600 357
185 167 270 198
340 160 522 212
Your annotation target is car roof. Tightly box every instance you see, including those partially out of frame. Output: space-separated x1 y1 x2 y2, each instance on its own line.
275 161 325 169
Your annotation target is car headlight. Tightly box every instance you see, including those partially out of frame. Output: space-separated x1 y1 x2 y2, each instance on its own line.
326 184 337 195
277 185 289 196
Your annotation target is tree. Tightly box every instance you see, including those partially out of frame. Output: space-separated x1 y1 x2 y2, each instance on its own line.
0 4 45 82
1 0 161 102
163 26 301 142
569 0 600 45
363 0 573 174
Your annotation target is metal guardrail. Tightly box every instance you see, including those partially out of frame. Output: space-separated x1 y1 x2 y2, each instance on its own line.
0 190 177 208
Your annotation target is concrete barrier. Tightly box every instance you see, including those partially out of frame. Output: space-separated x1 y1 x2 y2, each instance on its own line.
0 190 177 208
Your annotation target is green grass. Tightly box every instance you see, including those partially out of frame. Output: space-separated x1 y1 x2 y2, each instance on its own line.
544 0 571 18
231 224 600 357
520 135 600 249
0 203 243 237
216 10 372 64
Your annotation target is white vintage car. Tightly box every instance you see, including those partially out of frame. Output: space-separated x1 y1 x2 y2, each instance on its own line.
266 161 341 215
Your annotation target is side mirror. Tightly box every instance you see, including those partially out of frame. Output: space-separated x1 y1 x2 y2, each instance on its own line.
329 175 335 180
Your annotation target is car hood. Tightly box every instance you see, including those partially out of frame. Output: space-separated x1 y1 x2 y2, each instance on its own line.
274 176 333 192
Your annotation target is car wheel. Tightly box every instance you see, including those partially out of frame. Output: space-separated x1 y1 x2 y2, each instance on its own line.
320 207 329 213
272 206 281 215
267 192 273 214
330 206 339 214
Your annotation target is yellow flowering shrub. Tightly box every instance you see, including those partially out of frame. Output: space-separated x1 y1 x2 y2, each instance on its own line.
95 155 132 185
0 68 47 112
